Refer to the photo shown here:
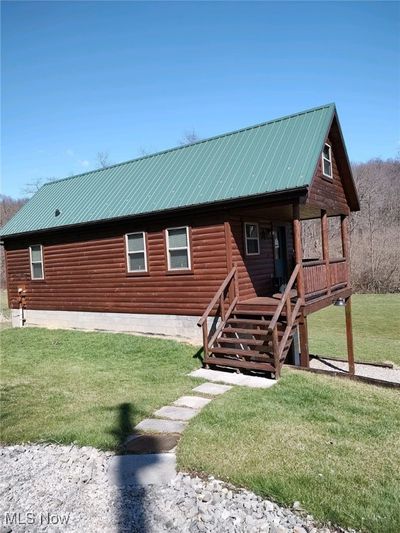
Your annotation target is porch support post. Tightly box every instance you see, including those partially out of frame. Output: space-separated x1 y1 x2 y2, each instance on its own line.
299 313 309 368
224 221 234 303
292 202 305 301
341 214 350 287
345 296 355 375
321 210 331 295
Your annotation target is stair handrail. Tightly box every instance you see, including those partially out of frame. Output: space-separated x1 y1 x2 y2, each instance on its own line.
268 263 303 378
198 265 237 327
197 264 238 358
268 263 301 333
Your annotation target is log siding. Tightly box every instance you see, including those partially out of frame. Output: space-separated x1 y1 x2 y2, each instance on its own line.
307 135 350 215
5 215 229 316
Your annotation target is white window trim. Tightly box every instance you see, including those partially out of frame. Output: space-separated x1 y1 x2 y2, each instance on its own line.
322 143 333 179
125 232 148 273
166 226 191 271
244 222 260 256
29 244 44 280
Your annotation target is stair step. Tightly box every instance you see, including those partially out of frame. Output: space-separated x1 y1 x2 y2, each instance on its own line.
232 309 301 318
210 346 274 358
215 341 293 355
222 327 273 336
227 318 284 327
232 309 276 316
209 347 276 363
204 356 275 373
217 337 272 347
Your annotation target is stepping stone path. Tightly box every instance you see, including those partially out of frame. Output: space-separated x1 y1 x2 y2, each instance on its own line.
173 395 211 409
154 405 198 421
120 371 276 488
118 380 233 487
192 382 232 395
191 367 277 388
134 418 187 434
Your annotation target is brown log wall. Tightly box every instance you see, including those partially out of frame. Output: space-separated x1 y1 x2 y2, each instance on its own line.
230 216 292 300
5 206 297 315
307 134 351 215
5 215 230 316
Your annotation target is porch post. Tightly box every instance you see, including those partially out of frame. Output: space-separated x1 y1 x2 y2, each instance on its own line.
341 215 350 287
292 202 309 367
345 296 355 375
292 202 305 301
224 221 234 303
321 210 331 295
299 314 309 368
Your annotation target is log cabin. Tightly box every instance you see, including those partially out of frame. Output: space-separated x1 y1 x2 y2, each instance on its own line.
1 103 359 378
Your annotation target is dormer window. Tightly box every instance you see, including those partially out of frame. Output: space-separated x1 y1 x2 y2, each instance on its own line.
322 143 333 179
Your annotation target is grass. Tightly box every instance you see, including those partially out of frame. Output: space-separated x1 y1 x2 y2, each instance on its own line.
0 327 201 449
178 370 400 533
308 293 400 366
0 288 11 322
1 295 399 532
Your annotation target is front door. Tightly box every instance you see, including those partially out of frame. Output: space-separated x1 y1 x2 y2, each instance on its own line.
273 225 288 289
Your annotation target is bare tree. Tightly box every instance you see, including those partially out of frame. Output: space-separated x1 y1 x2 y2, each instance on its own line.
0 195 29 287
137 147 152 157
179 129 201 146
302 157 400 293
96 151 111 168
22 177 57 196
0 194 28 228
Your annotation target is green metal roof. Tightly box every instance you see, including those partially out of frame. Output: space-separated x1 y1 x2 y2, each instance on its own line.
1 103 336 238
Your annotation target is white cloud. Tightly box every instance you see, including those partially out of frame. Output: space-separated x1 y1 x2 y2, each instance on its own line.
79 160 90 168
66 149 75 157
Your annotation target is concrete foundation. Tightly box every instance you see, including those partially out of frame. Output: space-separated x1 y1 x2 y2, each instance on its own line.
11 308 218 344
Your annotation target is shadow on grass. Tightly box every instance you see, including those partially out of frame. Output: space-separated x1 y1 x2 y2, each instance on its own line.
192 347 204 365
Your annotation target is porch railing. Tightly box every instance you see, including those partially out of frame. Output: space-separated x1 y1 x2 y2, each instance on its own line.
302 257 348 299
197 264 239 357
268 263 303 378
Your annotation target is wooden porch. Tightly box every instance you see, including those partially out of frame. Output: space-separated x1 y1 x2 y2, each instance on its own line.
197 203 355 379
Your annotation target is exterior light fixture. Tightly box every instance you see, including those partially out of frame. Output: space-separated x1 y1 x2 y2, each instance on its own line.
334 298 346 307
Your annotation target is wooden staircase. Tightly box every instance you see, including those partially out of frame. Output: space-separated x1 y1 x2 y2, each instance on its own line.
198 264 303 379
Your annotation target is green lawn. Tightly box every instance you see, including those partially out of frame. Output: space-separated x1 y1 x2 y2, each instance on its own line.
308 294 400 366
1 296 399 533
0 327 201 449
0 289 10 321
178 370 400 533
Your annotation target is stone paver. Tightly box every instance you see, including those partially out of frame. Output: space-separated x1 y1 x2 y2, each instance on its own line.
190 368 276 388
125 433 181 454
153 405 198 421
192 382 232 396
173 395 212 409
107 453 176 486
135 418 187 434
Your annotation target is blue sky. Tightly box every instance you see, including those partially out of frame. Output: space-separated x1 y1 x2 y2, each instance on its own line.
1 1 399 197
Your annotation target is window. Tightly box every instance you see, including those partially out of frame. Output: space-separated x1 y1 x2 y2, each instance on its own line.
29 245 44 279
166 226 191 270
125 232 148 273
244 223 260 255
322 143 333 178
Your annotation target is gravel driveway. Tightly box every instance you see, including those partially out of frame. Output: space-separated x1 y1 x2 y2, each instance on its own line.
0 444 350 533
